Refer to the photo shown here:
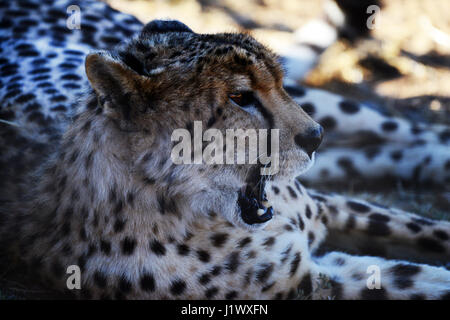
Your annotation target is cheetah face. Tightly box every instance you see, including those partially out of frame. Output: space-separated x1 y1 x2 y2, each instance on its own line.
85 20 322 229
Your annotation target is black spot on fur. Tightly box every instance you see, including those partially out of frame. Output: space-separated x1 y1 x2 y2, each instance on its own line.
289 252 301 277
273 292 283 300
119 276 132 294
369 213 390 223
339 100 360 114
225 251 240 273
206 116 216 127
390 150 403 161
256 263 274 283
360 287 388 300
287 186 297 199
60 74 81 81
262 236 275 247
305 205 312 219
406 222 422 233
417 237 445 253
16 93 36 103
444 159 450 171
205 287 219 299
79 227 87 241
61 221 71 236
177 244 190 256
294 180 303 193
345 215 356 230
319 116 337 131
100 240 111 255
150 239 166 256
297 214 305 231
337 157 360 176
390 264 421 290
51 260 64 278
330 280 343 299
199 274 211 285
301 102 315 116
284 85 305 97
140 273 156 292
170 279 186 296
272 186 280 194
121 237 137 255
114 200 124 215
433 230 449 241
308 232 315 247
367 219 391 237
286 289 298 300
119 51 146 76
142 20 193 34
261 282 275 292
196 250 211 263
210 233 228 248
114 218 126 233
94 271 107 288
280 245 293 264
225 290 238 300
297 273 312 297
334 257 346 266
381 120 398 132
238 237 252 248
211 266 222 276
347 200 370 213
439 130 450 143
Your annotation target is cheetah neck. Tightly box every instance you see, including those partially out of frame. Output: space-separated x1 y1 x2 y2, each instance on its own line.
24 106 197 247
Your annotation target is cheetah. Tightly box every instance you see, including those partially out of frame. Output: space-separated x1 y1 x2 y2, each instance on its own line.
0 0 449 300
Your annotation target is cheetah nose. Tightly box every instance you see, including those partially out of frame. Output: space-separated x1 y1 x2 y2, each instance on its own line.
294 125 323 158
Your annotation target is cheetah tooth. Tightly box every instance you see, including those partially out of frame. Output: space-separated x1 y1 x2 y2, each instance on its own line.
257 208 265 216
262 201 271 208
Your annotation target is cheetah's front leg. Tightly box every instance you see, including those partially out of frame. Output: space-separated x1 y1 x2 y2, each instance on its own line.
309 191 450 265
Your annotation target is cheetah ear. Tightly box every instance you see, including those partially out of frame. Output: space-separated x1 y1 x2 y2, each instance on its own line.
85 51 147 120
141 19 194 35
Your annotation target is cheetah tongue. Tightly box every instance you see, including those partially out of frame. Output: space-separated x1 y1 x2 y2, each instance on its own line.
238 187 273 225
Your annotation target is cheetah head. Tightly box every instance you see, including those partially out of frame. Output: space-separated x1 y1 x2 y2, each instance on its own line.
85 20 322 230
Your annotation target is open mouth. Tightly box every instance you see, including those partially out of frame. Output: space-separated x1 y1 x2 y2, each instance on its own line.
238 176 273 225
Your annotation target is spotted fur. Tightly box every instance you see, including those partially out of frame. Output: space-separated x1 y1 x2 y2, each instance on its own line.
0 0 449 300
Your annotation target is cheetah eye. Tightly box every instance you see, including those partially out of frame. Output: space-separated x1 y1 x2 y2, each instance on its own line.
229 91 256 108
